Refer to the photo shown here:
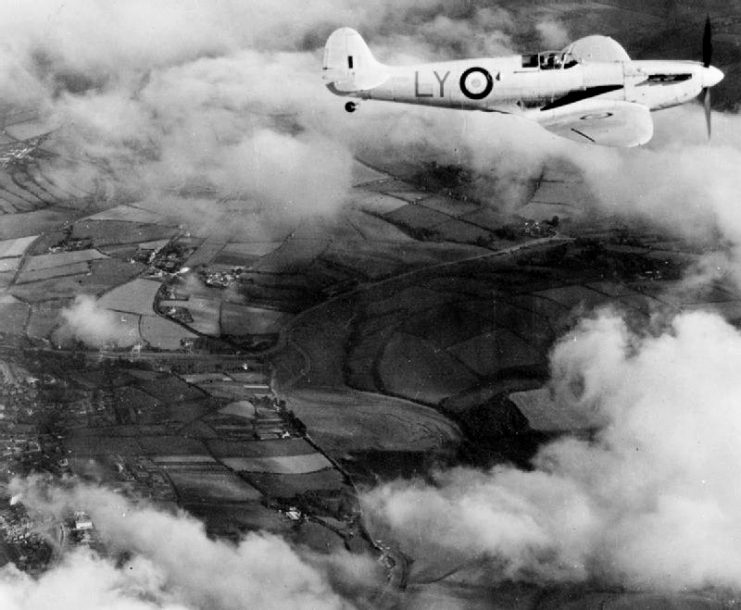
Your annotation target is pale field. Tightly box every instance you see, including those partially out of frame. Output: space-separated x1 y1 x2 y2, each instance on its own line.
221 454 332 475
84 205 168 224
167 469 263 502
282 387 462 456
0 258 20 273
220 241 282 258
0 235 37 257
140 314 197 350
97 278 163 315
220 303 292 335
16 261 89 284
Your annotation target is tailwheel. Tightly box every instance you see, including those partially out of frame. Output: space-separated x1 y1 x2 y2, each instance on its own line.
344 101 358 113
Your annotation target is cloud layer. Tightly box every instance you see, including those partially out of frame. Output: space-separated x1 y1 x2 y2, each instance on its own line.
0 0 580 234
59 295 139 349
364 309 741 592
8 479 379 610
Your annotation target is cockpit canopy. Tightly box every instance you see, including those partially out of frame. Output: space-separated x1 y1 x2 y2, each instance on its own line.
521 51 578 70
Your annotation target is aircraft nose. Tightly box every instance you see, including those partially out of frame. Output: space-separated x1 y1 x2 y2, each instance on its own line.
702 65 724 88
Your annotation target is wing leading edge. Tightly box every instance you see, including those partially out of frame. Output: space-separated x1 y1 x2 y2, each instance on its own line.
534 99 653 147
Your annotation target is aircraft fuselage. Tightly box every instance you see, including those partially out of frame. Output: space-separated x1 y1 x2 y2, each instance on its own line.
323 26 724 146
330 56 722 117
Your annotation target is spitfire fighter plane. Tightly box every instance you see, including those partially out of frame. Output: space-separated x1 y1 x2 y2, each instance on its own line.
322 20 723 147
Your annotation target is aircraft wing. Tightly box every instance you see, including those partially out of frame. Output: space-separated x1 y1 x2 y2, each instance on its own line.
533 99 654 147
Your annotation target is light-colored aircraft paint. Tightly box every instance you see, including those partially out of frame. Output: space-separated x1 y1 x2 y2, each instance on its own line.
322 27 724 147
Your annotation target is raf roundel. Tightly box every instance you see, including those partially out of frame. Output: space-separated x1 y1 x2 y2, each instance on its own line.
459 67 494 100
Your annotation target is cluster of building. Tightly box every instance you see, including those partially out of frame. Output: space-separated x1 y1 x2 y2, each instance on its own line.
65 390 115 428
0 433 41 460
46 228 94 254
144 240 196 275
0 361 67 472
0 137 45 169
520 217 559 238
110 455 177 503
201 267 244 289
0 503 52 573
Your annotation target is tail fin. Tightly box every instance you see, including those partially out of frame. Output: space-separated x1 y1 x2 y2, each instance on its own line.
322 28 388 93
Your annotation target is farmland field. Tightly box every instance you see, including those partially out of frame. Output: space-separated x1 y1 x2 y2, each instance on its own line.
186 503 290 534
139 315 197 349
378 332 479 404
0 300 29 334
97 278 162 315
167 468 263 503
351 192 409 215
135 377 205 403
64 435 143 457
9 275 98 301
448 329 545 376
417 195 479 217
0 209 75 240
364 286 461 318
220 303 292 335
249 239 326 274
508 388 595 432
26 302 66 339
84 204 167 224
0 235 37 257
432 219 493 244
0 259 19 273
220 241 282 258
534 285 614 310
71 220 177 246
24 249 107 271
241 470 347 498
402 303 493 348
137 435 211 456
384 204 451 230
16 262 90 284
207 438 317 458
281 388 461 457
221 454 332 475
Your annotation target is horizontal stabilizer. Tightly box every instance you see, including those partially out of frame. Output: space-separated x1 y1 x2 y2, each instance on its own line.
535 99 653 147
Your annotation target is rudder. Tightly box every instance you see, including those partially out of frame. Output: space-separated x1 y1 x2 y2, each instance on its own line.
322 28 388 93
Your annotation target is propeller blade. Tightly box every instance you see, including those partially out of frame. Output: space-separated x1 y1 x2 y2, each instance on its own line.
703 15 713 67
703 87 712 138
